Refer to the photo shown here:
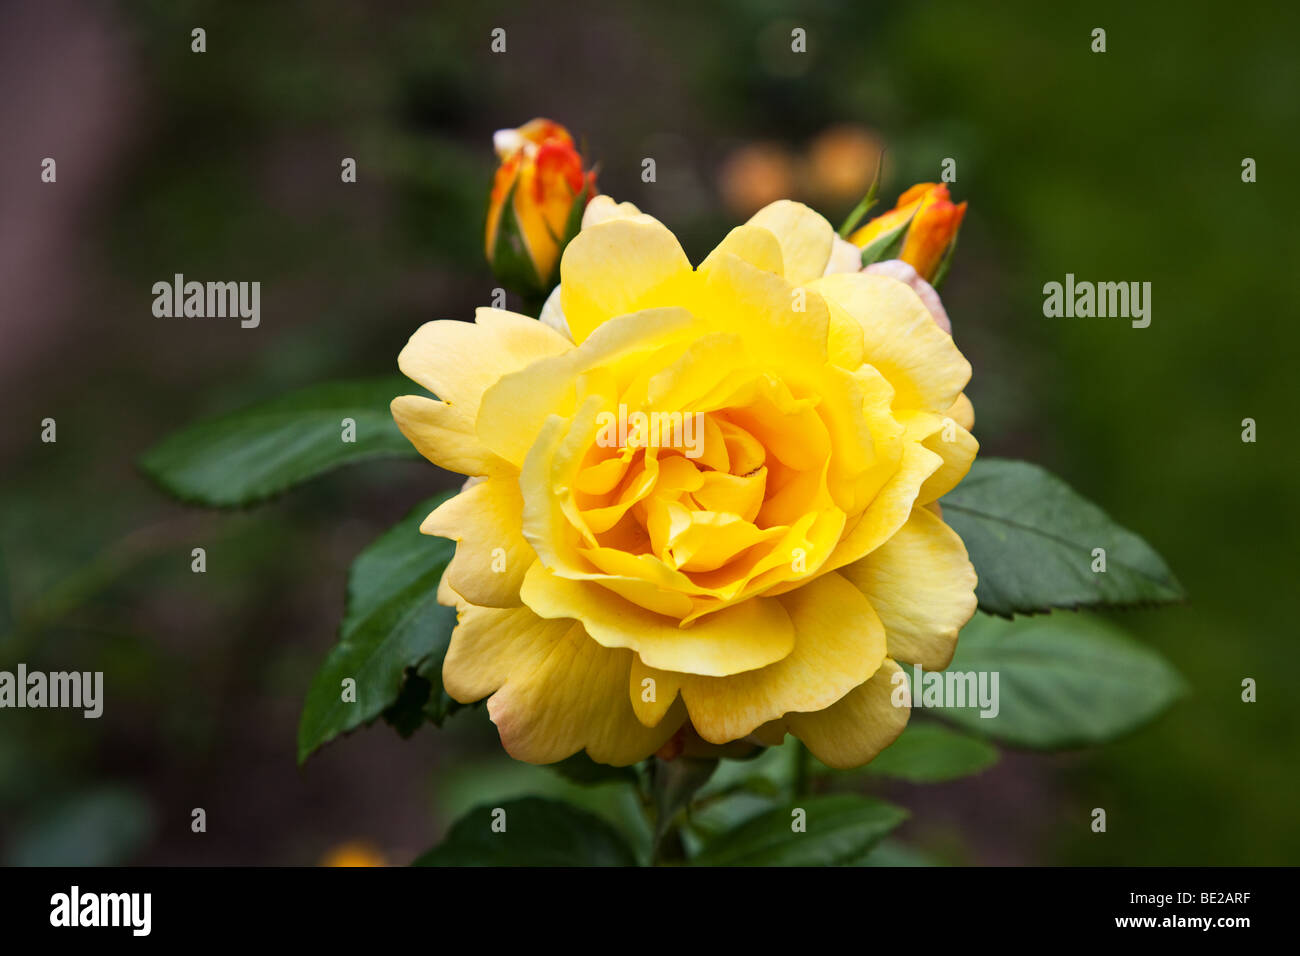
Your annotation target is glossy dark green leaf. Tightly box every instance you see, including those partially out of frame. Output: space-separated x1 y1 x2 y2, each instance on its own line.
297 493 454 763
926 612 1186 749
857 722 999 783
380 669 431 738
419 652 467 728
414 796 638 866
690 794 906 867
139 377 419 507
382 622 465 732
942 458 1185 616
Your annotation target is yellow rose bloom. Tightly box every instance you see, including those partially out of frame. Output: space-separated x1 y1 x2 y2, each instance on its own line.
392 199 978 769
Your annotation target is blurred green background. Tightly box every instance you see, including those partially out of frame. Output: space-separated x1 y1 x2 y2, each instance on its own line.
1 0 1295 865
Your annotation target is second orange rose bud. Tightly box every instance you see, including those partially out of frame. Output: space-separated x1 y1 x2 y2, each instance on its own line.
849 182 966 283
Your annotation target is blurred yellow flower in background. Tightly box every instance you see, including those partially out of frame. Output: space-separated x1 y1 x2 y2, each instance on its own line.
718 124 883 217
806 124 882 205
320 841 386 867
718 142 798 217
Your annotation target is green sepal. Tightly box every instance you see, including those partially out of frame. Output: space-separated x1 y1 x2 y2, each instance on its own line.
930 223 961 290
858 208 917 267
836 151 885 238
488 177 547 297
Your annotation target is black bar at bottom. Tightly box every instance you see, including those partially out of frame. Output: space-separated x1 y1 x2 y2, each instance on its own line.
0 865 1283 941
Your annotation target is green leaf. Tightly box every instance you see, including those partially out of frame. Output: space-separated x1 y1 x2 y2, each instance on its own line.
433 757 653 860
687 792 779 845
380 668 433 738
925 612 1186 749
942 458 1185 616
414 796 638 866
855 722 999 783
836 152 884 238
858 209 916 267
550 753 640 788
297 493 455 763
419 655 467 727
690 794 906 867
696 744 790 801
139 377 420 507
854 838 941 867
382 642 467 735
5 786 154 866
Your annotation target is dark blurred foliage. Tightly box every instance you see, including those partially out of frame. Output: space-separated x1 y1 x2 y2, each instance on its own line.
0 0 1296 864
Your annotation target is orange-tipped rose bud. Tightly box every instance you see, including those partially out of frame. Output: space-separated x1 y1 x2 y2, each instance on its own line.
849 182 966 282
486 118 596 295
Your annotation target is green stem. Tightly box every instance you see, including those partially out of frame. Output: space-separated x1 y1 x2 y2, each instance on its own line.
646 755 717 866
793 740 812 798
651 826 688 866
